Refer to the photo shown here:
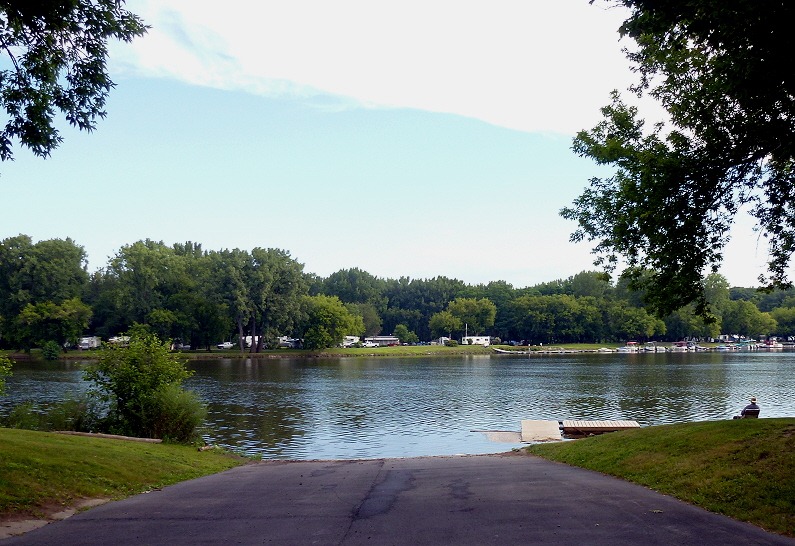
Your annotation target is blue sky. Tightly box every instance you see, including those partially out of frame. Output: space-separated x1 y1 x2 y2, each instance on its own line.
0 1 772 288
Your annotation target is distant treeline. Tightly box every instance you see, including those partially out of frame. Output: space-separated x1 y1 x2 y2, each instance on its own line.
2 235 794 351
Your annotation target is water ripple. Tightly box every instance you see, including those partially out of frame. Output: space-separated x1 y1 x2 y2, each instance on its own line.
2 353 794 459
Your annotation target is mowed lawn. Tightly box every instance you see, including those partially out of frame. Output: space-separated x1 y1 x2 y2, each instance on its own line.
0 428 248 518
528 418 795 537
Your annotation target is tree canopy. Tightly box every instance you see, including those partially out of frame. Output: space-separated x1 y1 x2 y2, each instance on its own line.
3 235 792 349
562 1 795 318
0 0 146 160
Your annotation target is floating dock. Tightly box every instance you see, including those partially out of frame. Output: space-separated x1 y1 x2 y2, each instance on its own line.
562 420 640 436
519 419 641 442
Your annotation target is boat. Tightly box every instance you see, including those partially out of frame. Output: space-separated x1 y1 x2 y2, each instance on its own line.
616 342 640 353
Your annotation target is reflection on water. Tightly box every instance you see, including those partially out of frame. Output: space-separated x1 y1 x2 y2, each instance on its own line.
1 352 793 459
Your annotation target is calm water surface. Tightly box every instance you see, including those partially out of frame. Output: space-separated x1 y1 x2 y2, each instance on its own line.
2 352 793 459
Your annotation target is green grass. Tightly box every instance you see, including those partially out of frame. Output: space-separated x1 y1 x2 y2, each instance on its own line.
0 428 248 518
527 418 795 536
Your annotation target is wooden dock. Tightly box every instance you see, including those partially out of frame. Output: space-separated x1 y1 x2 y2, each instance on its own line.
562 420 640 436
519 419 641 442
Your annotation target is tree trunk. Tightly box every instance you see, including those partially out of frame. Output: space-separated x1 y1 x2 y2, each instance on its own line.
237 318 245 351
249 316 257 353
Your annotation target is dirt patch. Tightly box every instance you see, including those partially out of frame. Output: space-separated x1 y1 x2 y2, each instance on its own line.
0 498 109 540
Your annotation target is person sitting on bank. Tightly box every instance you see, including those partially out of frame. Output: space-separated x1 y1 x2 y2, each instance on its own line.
733 397 760 419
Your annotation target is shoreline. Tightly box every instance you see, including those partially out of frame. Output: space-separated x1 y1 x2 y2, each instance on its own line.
7 342 791 362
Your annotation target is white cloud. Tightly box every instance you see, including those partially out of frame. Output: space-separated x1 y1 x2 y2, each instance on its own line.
114 0 636 134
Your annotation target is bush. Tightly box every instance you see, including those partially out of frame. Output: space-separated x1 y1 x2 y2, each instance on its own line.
41 340 61 360
45 397 104 432
1 397 103 432
445 339 459 347
0 355 11 395
84 333 206 441
145 384 207 443
3 402 42 430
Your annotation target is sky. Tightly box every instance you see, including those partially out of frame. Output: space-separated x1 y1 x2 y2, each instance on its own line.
0 1 775 288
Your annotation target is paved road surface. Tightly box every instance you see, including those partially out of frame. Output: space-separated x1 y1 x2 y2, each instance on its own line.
4 453 793 545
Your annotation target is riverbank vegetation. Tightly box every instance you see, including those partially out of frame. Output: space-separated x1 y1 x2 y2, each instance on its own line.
2 335 206 443
2 236 795 357
0 428 247 520
527 418 795 537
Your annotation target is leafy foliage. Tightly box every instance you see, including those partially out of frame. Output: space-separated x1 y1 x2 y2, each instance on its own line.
4 234 792 348
0 235 90 349
446 297 497 335
428 310 462 339
0 354 11 395
41 340 60 360
84 333 204 441
300 295 364 350
392 324 418 344
0 0 147 160
563 1 795 317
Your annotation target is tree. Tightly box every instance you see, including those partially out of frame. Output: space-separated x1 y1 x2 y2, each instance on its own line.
346 302 382 337
0 235 90 348
663 305 718 341
721 300 777 338
299 295 364 350
770 306 795 338
84 333 204 441
248 248 307 351
208 248 256 351
562 1 795 318
320 268 387 311
105 240 186 326
17 297 92 349
428 310 462 340
392 324 418 345
446 298 496 335
0 0 147 161
605 301 665 341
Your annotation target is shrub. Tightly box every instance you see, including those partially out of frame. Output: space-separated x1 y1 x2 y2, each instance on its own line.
3 402 42 429
84 333 206 441
1 397 103 432
0 355 11 395
145 384 207 443
445 339 458 347
41 340 61 360
44 396 104 432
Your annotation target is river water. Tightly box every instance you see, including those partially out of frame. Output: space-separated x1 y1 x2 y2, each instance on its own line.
1 352 793 459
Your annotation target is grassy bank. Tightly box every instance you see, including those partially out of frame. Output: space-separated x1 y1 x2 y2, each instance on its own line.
527 418 795 537
0 428 248 519
4 344 498 361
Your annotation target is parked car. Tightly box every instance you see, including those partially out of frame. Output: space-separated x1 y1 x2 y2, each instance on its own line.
362 341 379 348
217 341 234 349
